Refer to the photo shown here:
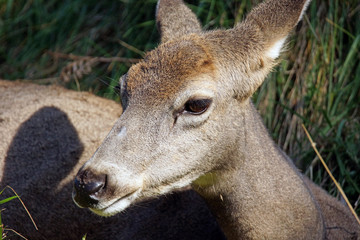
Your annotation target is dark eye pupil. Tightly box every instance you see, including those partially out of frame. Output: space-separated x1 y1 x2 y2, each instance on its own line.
184 99 212 114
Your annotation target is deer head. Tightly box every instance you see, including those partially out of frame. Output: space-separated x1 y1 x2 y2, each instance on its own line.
73 0 311 217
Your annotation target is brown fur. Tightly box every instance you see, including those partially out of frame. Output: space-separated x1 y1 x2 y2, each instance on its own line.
71 0 360 240
127 35 216 102
0 80 225 239
244 0 310 48
305 178 360 239
156 0 202 43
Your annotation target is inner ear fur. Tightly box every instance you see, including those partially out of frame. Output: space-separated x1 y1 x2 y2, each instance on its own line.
244 0 311 56
203 0 311 100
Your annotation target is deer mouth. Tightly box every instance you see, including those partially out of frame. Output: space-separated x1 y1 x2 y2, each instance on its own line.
89 188 142 217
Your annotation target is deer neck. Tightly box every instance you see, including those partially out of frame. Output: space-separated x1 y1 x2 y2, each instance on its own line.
192 100 324 240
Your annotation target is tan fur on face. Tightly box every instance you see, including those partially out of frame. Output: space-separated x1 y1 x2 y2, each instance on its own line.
127 35 216 104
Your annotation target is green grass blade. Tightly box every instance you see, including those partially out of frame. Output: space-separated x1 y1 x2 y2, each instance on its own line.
0 196 18 205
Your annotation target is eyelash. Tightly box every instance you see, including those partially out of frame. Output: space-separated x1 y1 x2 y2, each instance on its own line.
183 99 212 115
173 98 212 125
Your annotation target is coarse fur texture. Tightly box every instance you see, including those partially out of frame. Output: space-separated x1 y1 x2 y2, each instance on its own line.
72 0 360 240
156 0 202 43
0 80 225 239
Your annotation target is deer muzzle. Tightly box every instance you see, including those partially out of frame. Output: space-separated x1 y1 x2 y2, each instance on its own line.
72 169 107 208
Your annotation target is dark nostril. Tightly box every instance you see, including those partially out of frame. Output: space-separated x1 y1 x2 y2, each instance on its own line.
77 170 106 194
83 179 104 195
73 169 107 208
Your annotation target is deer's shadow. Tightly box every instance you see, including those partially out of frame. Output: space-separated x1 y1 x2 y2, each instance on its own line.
1 106 224 240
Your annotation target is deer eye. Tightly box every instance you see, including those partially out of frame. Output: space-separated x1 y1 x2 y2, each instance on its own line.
184 99 212 115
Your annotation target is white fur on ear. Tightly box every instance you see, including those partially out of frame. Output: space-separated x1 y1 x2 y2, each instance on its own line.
298 0 312 23
266 37 286 59
265 0 311 60
155 0 161 18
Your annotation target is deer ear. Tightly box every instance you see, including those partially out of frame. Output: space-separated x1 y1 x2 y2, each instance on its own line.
156 0 202 43
205 0 311 100
244 0 311 60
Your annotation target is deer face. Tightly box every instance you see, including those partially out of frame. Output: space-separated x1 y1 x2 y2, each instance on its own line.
73 36 241 216
73 0 310 216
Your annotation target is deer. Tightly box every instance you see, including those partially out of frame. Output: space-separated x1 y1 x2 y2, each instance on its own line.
0 80 225 239
72 0 360 239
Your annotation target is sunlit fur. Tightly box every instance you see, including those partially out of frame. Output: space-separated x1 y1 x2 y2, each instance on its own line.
75 0 360 239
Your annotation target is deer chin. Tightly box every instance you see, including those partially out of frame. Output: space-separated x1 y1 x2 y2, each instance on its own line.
88 171 203 217
146 172 203 196
90 188 142 217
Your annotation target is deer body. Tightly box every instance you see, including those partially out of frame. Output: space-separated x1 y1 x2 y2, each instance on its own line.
192 101 323 239
72 0 360 239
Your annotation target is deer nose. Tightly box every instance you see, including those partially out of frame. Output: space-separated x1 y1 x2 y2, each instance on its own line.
72 169 107 208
